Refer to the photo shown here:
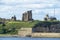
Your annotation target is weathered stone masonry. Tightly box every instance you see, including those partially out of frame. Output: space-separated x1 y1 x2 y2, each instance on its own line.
22 10 33 21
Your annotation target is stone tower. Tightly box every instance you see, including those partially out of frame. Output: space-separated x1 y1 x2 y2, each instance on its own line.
22 10 33 21
11 15 16 21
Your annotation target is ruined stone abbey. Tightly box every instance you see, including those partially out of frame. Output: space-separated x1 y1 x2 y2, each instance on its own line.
22 10 33 21
11 10 57 21
0 10 57 22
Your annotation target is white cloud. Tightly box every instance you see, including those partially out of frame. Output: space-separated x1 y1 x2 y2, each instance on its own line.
0 0 60 4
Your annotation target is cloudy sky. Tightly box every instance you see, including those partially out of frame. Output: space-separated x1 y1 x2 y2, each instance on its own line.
0 0 60 20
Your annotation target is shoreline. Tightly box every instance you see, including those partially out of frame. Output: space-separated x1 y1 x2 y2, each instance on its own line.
0 36 60 38
0 33 60 38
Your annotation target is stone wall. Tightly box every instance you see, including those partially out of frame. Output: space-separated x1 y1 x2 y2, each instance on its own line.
32 33 60 38
18 28 32 37
18 28 60 38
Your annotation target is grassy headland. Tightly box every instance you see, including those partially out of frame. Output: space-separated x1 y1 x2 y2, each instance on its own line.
0 20 60 35
0 20 39 34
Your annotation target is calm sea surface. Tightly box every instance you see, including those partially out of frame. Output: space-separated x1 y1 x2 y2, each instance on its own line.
0 37 60 40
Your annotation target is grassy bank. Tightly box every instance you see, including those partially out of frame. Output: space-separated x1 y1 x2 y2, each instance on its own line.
0 20 39 34
0 20 60 34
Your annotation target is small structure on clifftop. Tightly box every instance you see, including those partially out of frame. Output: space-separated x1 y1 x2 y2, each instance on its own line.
22 10 33 21
11 15 16 21
44 14 57 21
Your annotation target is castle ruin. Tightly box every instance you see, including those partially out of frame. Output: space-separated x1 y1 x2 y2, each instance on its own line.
22 10 33 21
11 15 16 21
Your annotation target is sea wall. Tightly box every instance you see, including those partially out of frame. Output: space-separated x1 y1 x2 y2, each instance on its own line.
18 28 32 37
18 28 60 38
32 33 60 38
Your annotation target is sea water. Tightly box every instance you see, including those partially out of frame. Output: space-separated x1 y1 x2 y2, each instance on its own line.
0 37 60 40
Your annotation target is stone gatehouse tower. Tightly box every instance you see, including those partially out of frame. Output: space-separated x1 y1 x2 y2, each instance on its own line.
22 10 33 21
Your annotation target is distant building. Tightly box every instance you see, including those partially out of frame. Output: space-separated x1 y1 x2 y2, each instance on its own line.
11 15 16 21
22 10 33 21
44 14 57 21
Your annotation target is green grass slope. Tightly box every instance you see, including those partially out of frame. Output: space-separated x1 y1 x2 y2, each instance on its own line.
6 21 39 29
0 20 60 34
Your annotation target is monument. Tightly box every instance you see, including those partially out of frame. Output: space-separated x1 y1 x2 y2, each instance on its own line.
22 10 33 21
11 15 16 21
